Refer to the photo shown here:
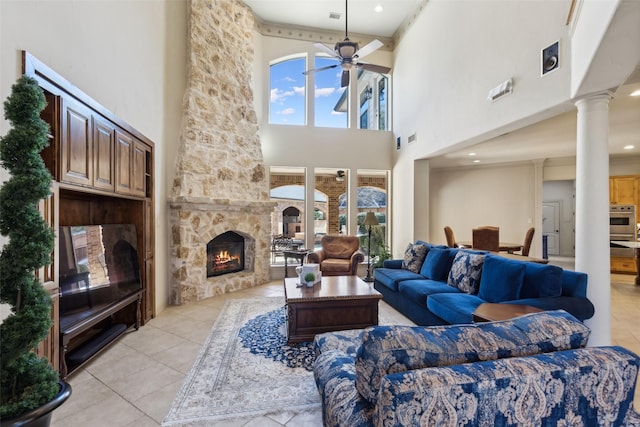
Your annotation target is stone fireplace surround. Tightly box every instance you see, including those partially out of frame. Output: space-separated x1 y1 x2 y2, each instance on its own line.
168 0 275 304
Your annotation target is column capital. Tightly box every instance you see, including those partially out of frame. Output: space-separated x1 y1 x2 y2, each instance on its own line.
574 91 614 108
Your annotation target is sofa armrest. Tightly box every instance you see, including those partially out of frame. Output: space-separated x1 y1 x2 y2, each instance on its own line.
307 250 326 264
503 296 595 321
313 350 375 427
350 250 365 265
382 259 403 269
376 347 640 427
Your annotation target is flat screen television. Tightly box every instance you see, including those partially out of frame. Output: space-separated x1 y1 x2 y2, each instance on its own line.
58 224 142 330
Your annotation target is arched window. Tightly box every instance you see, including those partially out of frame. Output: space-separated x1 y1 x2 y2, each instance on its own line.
314 56 347 128
269 56 306 125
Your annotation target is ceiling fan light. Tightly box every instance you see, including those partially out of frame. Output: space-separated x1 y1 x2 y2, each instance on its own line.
337 42 358 58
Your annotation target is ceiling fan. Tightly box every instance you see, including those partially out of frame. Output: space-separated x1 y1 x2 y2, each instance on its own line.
303 0 392 87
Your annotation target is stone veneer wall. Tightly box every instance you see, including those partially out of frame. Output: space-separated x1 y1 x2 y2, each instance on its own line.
168 0 274 304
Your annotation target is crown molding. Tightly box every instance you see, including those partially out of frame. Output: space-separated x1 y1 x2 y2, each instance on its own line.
253 18 395 51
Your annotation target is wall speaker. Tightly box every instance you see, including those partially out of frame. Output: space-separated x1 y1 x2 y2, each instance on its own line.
542 41 559 76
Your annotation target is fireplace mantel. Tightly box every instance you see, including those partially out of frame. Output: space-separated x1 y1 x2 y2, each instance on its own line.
169 197 276 213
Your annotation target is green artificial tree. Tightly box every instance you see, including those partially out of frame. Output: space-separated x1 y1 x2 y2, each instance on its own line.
0 76 60 419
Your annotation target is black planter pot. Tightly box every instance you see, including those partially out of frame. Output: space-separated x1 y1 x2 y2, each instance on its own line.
0 381 72 427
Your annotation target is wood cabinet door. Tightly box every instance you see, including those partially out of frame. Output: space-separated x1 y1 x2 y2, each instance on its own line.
60 96 92 186
92 116 115 191
132 140 149 197
115 129 134 195
611 176 638 205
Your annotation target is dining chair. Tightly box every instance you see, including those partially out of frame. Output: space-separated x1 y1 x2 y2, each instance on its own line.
520 227 535 256
472 226 500 252
444 226 458 248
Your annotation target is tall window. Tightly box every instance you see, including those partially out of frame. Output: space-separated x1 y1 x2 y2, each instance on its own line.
314 56 347 128
357 170 389 264
269 57 306 125
357 71 389 130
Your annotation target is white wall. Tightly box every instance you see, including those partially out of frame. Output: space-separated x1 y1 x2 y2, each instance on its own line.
391 0 574 252
0 0 188 313
543 180 576 257
429 163 537 252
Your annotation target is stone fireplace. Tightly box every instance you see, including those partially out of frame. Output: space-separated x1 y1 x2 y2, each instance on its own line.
168 0 275 304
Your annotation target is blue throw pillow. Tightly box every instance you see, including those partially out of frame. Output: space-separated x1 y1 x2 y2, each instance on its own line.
478 255 525 302
401 243 427 273
520 262 563 298
420 247 456 281
447 251 485 294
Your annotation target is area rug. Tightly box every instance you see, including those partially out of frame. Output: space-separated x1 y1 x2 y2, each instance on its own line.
162 296 410 426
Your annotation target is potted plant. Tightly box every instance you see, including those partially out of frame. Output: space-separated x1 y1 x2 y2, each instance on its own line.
303 272 316 287
373 242 391 268
0 76 71 426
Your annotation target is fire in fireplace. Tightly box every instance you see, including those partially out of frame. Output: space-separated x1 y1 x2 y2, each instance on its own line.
207 231 245 277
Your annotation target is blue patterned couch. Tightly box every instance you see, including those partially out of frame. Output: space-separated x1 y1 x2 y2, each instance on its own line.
374 241 595 325
313 310 640 427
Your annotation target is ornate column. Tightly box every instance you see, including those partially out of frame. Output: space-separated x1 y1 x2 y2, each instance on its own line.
574 92 612 346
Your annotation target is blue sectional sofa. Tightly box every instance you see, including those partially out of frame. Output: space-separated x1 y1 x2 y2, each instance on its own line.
313 311 640 427
373 241 595 325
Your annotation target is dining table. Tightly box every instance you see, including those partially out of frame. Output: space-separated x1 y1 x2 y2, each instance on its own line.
458 241 524 253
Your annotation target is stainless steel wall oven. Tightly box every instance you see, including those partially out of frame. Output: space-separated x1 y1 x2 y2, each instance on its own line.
610 205 637 258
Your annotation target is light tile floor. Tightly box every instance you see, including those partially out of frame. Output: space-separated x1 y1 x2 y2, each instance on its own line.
51 269 640 426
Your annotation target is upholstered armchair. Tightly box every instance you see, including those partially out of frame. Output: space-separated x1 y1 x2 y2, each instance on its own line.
307 235 364 276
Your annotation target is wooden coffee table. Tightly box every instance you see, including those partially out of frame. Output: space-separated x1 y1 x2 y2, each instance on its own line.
284 275 382 343
472 303 543 322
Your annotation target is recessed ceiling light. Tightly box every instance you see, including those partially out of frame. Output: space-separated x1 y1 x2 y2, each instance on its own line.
468 152 476 156
623 145 635 150
473 160 481 163
630 89 640 97
374 5 383 13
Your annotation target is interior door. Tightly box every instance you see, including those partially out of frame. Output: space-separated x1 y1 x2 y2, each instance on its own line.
543 201 560 256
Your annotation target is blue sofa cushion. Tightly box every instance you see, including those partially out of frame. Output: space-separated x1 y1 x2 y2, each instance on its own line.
401 243 428 273
354 310 590 405
398 279 461 307
427 293 486 324
478 255 525 302
447 251 486 294
520 262 563 298
376 347 640 427
374 267 424 292
419 247 457 280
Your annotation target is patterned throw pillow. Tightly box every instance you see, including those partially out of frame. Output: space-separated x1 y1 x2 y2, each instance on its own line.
401 243 427 273
447 251 485 294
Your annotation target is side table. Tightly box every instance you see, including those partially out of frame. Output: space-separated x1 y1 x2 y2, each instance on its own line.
283 249 310 278
472 303 543 322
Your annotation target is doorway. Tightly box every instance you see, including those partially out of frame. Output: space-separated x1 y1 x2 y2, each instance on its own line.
542 201 561 256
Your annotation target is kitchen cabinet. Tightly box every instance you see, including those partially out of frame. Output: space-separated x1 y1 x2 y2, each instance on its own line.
611 256 638 275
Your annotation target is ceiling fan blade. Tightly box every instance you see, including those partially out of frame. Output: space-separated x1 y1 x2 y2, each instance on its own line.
302 64 339 75
357 63 392 74
312 42 340 59
354 39 383 60
341 70 350 87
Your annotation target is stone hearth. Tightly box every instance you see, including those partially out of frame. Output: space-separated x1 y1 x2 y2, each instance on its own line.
168 0 274 304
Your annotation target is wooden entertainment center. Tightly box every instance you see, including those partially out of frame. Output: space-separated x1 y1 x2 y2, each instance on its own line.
24 52 155 378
